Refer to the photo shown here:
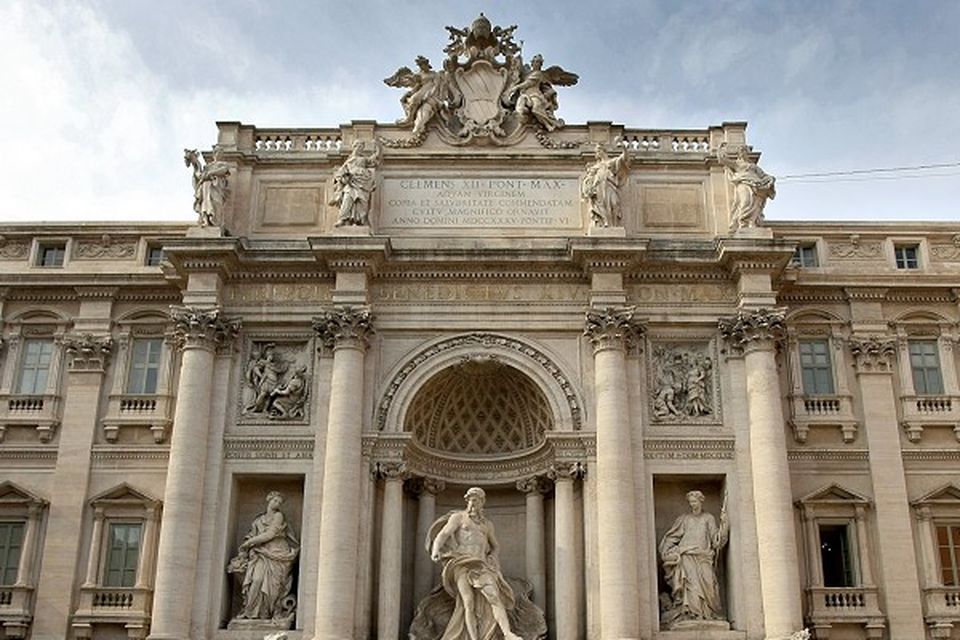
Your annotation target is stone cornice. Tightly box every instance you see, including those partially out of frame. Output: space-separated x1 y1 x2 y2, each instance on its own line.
847 335 897 374
568 237 648 274
308 236 391 274
716 235 794 276
717 308 786 349
62 333 113 372
583 306 645 353
169 306 241 351
313 305 375 350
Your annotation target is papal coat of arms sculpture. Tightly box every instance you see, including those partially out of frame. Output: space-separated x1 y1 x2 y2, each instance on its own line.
383 13 578 146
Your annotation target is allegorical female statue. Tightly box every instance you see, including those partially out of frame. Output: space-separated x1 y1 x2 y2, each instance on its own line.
716 143 776 231
658 490 729 629
329 139 383 227
227 491 299 629
581 143 631 228
183 146 231 227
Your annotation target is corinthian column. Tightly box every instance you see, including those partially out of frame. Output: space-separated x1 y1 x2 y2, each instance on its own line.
583 306 642 640
149 307 240 640
412 478 444 604
551 461 584 640
312 306 374 640
718 309 802 638
848 336 925 638
516 475 550 612
376 462 407 640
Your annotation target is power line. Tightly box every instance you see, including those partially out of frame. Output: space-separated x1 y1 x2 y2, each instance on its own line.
781 170 960 185
779 161 960 180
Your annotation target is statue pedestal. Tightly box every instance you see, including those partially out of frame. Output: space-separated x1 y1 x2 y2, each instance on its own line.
655 629 744 640
330 224 372 236
588 225 626 237
186 224 228 238
730 226 773 240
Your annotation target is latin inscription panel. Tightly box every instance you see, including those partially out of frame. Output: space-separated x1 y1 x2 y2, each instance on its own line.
380 177 581 228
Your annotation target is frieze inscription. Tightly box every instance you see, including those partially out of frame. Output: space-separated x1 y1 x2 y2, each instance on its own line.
380 177 581 228
224 283 333 305
373 282 589 303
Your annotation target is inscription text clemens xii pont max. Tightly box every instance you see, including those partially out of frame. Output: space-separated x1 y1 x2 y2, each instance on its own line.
381 177 581 228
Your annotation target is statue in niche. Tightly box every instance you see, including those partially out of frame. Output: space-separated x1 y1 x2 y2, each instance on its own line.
184 146 231 226
658 490 729 630
716 143 776 231
504 54 579 132
384 56 449 138
409 487 546 640
227 491 299 629
581 143 631 228
242 344 309 421
329 139 382 227
651 346 714 421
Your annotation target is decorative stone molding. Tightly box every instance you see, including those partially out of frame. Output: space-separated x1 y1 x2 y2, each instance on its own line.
516 475 553 494
930 235 960 262
169 306 241 351
62 334 113 372
847 336 897 374
548 461 585 481
717 308 785 351
583 306 644 353
0 236 29 259
828 235 883 260
312 305 374 351
73 235 136 259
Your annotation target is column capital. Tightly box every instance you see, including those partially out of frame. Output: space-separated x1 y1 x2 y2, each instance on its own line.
169 305 241 351
408 476 446 497
516 475 552 495
62 333 113 372
583 306 644 353
313 305 375 351
549 461 586 481
374 461 408 481
916 505 933 522
847 335 897 374
718 307 785 352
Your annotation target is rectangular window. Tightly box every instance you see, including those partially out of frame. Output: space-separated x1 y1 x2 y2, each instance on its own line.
37 243 66 267
126 338 163 394
820 523 856 587
937 524 960 586
909 340 944 395
104 522 141 588
0 521 25 586
894 244 920 269
799 339 835 395
145 246 164 267
791 244 819 267
17 339 54 395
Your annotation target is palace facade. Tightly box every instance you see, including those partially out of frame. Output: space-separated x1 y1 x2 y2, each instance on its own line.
1 16 959 640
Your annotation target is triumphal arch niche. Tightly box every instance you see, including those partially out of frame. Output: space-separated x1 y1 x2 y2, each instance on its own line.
152 12 804 640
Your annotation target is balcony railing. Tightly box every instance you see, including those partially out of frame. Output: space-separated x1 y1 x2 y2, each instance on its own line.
0 393 61 443
807 585 884 624
102 394 173 444
924 586 960 620
789 394 858 443
901 394 960 443
73 586 152 629
0 585 35 638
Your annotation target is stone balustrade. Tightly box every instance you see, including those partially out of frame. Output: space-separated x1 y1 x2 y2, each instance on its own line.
788 392 858 443
620 129 712 153
0 393 61 443
0 585 33 638
72 586 152 639
806 586 884 627
101 393 174 444
900 394 960 442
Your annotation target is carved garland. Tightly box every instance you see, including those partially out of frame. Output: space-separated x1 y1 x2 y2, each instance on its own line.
376 332 582 432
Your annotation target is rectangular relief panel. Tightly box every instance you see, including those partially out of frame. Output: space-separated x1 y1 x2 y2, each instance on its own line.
254 179 326 231
647 339 723 426
635 178 707 232
238 338 314 426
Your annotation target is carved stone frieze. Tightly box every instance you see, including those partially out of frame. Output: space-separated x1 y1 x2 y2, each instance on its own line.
930 235 960 261
717 308 785 350
828 235 883 260
73 235 137 259
583 306 644 353
312 306 374 351
0 236 29 259
376 333 582 431
62 333 113 372
169 306 241 351
240 341 311 423
847 336 897 373
649 342 719 423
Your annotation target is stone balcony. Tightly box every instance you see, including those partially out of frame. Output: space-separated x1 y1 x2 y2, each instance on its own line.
72 586 152 640
806 586 885 638
900 394 960 442
788 393 859 443
0 585 34 639
0 393 61 443
101 394 174 444
923 586 960 638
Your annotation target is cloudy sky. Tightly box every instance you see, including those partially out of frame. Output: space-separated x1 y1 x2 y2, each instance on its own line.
1 1 958 223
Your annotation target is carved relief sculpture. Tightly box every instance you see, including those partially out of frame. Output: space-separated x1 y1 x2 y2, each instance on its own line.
184 146 231 227
716 143 776 232
383 14 577 146
329 140 382 227
651 345 715 421
659 490 730 630
227 491 299 630
409 487 546 640
242 343 310 421
581 143 631 228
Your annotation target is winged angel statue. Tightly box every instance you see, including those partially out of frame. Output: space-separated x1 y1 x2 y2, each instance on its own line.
384 14 578 145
